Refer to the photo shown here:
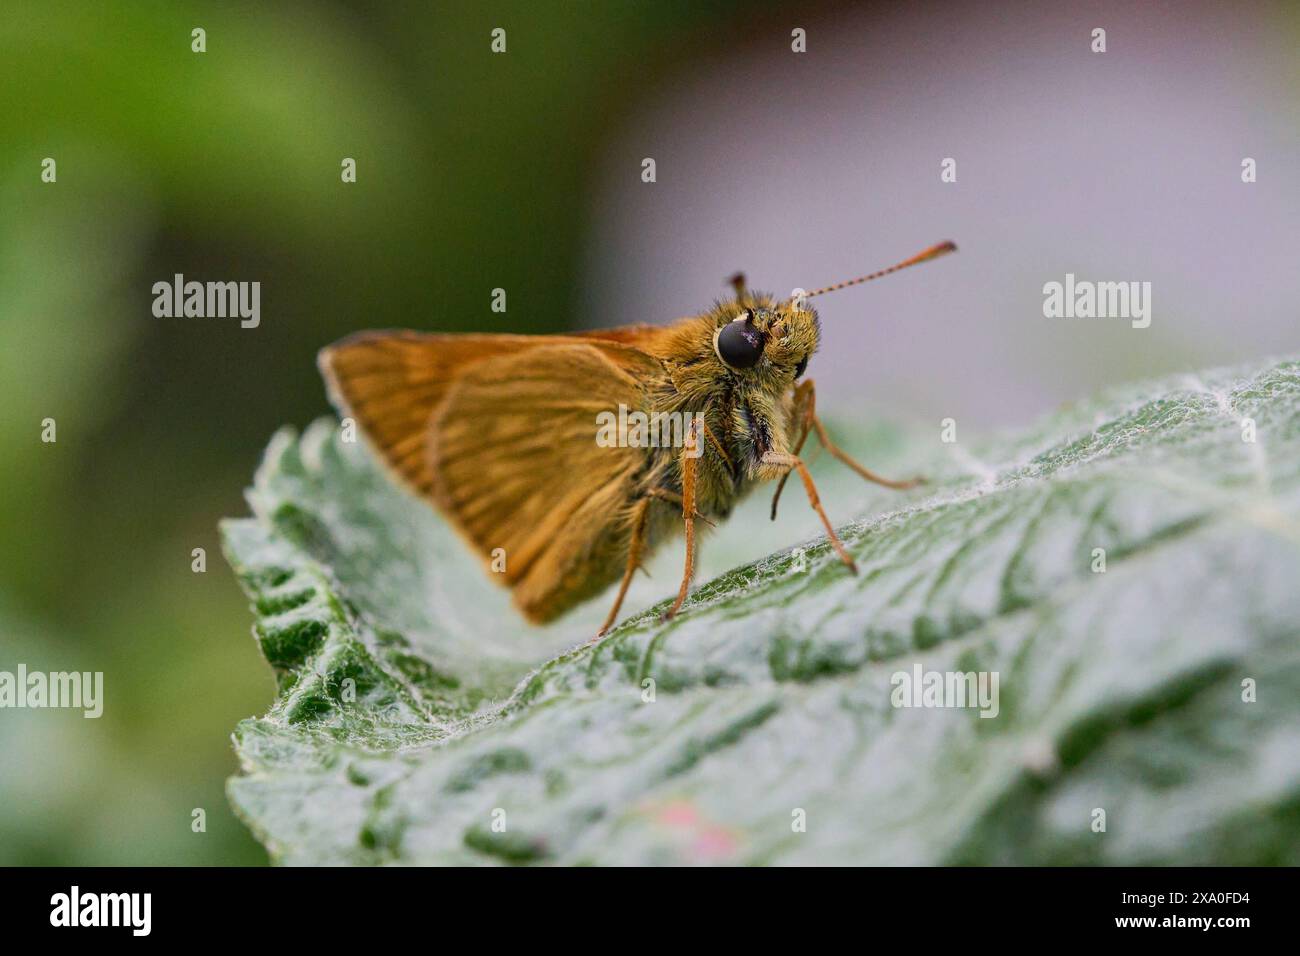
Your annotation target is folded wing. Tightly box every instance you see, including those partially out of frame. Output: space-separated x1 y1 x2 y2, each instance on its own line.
429 342 663 622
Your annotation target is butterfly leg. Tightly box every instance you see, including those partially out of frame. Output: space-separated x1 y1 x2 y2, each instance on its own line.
663 419 703 622
761 450 859 574
770 379 817 520
812 411 925 489
771 380 923 524
594 477 718 640
594 497 653 639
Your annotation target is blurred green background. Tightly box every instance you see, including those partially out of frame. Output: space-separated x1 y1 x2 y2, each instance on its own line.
0 0 760 865
2 0 1297 865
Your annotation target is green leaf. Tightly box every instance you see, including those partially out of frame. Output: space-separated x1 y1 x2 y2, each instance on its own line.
222 357 1300 864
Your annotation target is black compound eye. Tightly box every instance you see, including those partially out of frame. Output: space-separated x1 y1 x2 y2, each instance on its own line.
793 355 809 379
716 313 766 369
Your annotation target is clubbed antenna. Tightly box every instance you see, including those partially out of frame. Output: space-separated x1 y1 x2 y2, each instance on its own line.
803 241 957 298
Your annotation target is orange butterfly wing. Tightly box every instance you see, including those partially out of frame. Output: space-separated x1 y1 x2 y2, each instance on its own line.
318 328 664 494
318 329 669 623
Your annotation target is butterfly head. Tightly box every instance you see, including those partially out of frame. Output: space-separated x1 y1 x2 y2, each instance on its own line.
713 299 819 382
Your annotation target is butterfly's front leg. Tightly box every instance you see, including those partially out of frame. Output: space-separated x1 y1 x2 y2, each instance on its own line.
770 379 924 522
760 448 859 575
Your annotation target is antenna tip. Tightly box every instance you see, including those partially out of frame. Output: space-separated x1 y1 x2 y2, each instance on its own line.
803 239 959 299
